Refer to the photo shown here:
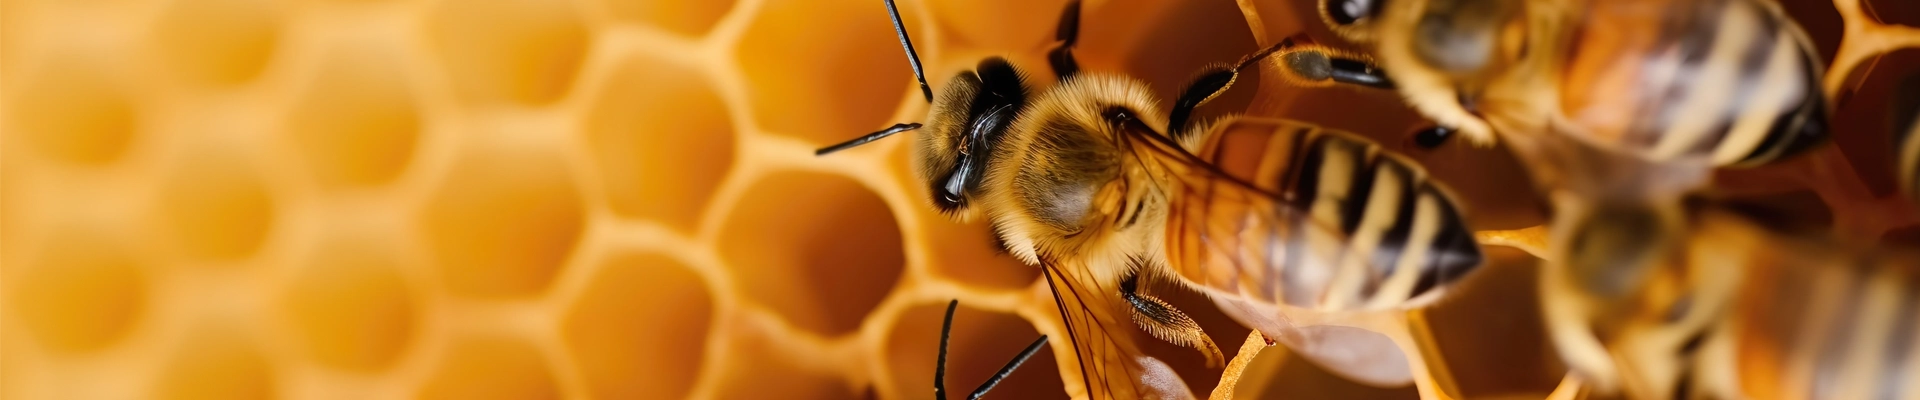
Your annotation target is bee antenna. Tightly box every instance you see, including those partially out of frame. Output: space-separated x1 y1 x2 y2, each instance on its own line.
815 123 922 156
884 0 933 103
968 334 1048 400
934 299 1051 400
935 299 957 400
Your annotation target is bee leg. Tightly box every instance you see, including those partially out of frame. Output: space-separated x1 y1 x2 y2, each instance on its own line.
935 300 956 400
1119 274 1225 368
1167 38 1297 139
1273 45 1394 90
1048 0 1082 81
935 299 1051 400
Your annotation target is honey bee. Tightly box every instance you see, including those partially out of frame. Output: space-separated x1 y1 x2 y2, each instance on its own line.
1299 0 1830 162
932 300 1051 400
1535 204 1920 399
817 1 1488 397
1267 0 1827 238
1265 2 1840 381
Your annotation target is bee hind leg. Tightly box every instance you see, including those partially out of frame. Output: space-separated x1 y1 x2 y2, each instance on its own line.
1119 274 1225 368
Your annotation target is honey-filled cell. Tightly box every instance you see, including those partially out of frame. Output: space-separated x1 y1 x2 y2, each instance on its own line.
599 0 735 38
416 335 564 400
916 215 1040 291
924 0 1068 51
583 52 734 232
152 324 278 400
153 146 277 262
280 236 417 372
6 56 140 167
418 137 585 299
1105 0 1259 119
285 44 421 189
716 172 904 337
709 327 859 400
9 227 149 353
882 302 1063 399
149 0 284 86
735 0 918 145
425 0 590 105
559 252 714 400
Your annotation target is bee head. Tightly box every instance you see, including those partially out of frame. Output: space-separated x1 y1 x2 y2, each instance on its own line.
915 58 1029 219
1407 0 1526 77
812 1 1030 221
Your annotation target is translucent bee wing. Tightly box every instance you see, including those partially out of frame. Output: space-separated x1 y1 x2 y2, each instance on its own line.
1210 294 1414 386
1134 117 1484 313
1133 355 1199 400
1117 117 1480 387
1277 324 1414 385
1036 259 1198 400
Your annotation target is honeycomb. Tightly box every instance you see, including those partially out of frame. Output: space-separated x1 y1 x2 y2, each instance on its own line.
0 0 1915 399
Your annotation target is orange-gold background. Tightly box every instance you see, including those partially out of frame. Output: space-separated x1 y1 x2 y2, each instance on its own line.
2 0 1915 399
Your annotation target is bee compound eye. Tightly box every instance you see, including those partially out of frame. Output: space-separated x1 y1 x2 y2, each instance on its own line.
1101 107 1132 123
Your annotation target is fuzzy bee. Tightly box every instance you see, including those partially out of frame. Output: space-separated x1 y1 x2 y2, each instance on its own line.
817 1 1490 397
1520 201 1920 400
1260 0 1834 244
1243 2 1838 389
930 300 1051 400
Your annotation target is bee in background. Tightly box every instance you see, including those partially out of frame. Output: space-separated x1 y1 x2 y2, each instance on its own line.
1272 0 1834 221
1300 0 1829 162
932 300 1051 400
1535 203 1760 399
1269 0 1830 244
816 1 1489 397
1535 204 1920 400
1249 2 1838 391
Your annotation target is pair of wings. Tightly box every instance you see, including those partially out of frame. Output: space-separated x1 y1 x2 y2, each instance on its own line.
1037 117 1429 398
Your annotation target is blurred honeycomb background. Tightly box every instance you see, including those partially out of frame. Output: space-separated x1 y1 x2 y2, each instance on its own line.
0 0 1915 399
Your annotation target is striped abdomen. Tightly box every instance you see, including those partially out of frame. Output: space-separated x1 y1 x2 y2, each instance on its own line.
1557 0 1826 167
1729 250 1920 399
1162 118 1482 312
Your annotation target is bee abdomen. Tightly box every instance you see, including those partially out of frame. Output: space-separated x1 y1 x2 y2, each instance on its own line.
1734 253 1920 399
1563 0 1827 166
1190 119 1482 311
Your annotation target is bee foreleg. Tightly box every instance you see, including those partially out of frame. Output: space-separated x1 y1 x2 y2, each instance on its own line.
1272 37 1394 90
1048 0 1082 81
1168 37 1301 139
1119 274 1225 368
